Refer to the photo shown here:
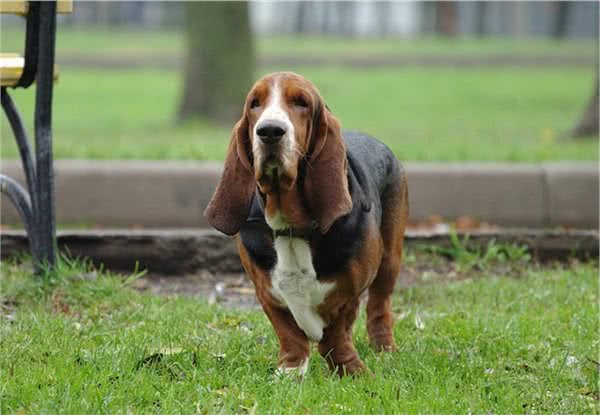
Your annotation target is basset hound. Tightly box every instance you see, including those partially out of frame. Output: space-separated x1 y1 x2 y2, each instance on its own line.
205 72 409 377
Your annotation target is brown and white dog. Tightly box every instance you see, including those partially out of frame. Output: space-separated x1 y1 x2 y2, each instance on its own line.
205 72 408 377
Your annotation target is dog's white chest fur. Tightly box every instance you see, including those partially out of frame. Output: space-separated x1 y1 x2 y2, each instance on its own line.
270 236 334 341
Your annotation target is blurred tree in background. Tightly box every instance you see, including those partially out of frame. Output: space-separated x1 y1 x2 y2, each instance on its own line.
178 2 254 124
553 1 570 38
572 77 599 139
435 1 457 37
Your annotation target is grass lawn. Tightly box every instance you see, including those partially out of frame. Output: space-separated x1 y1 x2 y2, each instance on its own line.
1 27 597 58
1 258 598 413
1 66 597 162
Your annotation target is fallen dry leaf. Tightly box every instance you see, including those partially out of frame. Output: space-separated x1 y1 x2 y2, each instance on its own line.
454 216 481 230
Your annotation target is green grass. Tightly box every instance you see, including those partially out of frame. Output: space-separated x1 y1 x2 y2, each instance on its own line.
420 232 531 273
1 258 598 413
1 26 597 58
1 66 597 161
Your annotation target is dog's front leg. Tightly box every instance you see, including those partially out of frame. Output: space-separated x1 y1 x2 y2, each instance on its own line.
318 299 367 377
260 300 311 376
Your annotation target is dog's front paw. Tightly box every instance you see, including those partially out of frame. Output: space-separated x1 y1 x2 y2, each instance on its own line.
333 357 370 378
370 336 398 353
274 359 309 381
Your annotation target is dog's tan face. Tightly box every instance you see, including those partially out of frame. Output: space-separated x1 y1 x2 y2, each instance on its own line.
243 72 319 193
204 71 352 236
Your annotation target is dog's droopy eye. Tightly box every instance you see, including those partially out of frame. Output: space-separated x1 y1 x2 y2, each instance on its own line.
293 97 308 109
250 98 260 109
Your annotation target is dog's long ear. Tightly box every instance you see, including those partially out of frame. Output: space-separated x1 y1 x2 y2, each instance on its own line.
303 101 352 234
204 116 255 236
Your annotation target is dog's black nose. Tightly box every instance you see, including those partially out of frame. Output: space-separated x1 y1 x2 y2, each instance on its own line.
256 122 286 144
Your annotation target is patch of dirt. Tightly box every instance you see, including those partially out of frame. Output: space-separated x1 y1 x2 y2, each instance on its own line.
132 271 260 309
132 252 532 309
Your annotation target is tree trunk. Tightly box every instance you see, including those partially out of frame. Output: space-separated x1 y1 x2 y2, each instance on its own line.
375 1 390 37
475 1 486 36
435 1 457 37
321 2 332 34
553 1 570 38
295 2 310 34
572 78 599 139
337 2 355 36
512 2 526 37
178 2 255 124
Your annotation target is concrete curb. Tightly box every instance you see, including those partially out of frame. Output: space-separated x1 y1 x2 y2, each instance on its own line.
1 229 597 275
1 160 598 228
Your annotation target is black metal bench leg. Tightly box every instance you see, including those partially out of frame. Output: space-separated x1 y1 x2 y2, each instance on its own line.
1 88 40 261
34 1 58 269
0 175 36 253
0 1 58 273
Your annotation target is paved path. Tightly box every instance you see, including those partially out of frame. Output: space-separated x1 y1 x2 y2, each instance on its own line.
56 53 596 70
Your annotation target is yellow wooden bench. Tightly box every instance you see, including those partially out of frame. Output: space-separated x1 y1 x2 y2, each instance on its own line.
0 0 72 15
0 0 71 87
0 53 59 87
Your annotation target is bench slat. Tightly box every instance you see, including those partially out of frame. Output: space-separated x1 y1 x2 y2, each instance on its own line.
0 53 59 87
0 1 73 15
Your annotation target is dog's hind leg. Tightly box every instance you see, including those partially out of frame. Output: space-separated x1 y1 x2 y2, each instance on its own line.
366 163 408 351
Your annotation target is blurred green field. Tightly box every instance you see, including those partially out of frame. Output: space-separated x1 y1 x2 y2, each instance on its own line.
1 65 597 161
1 27 597 58
1 28 598 161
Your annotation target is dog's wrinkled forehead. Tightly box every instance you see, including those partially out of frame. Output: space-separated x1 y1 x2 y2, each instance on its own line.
246 72 320 112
